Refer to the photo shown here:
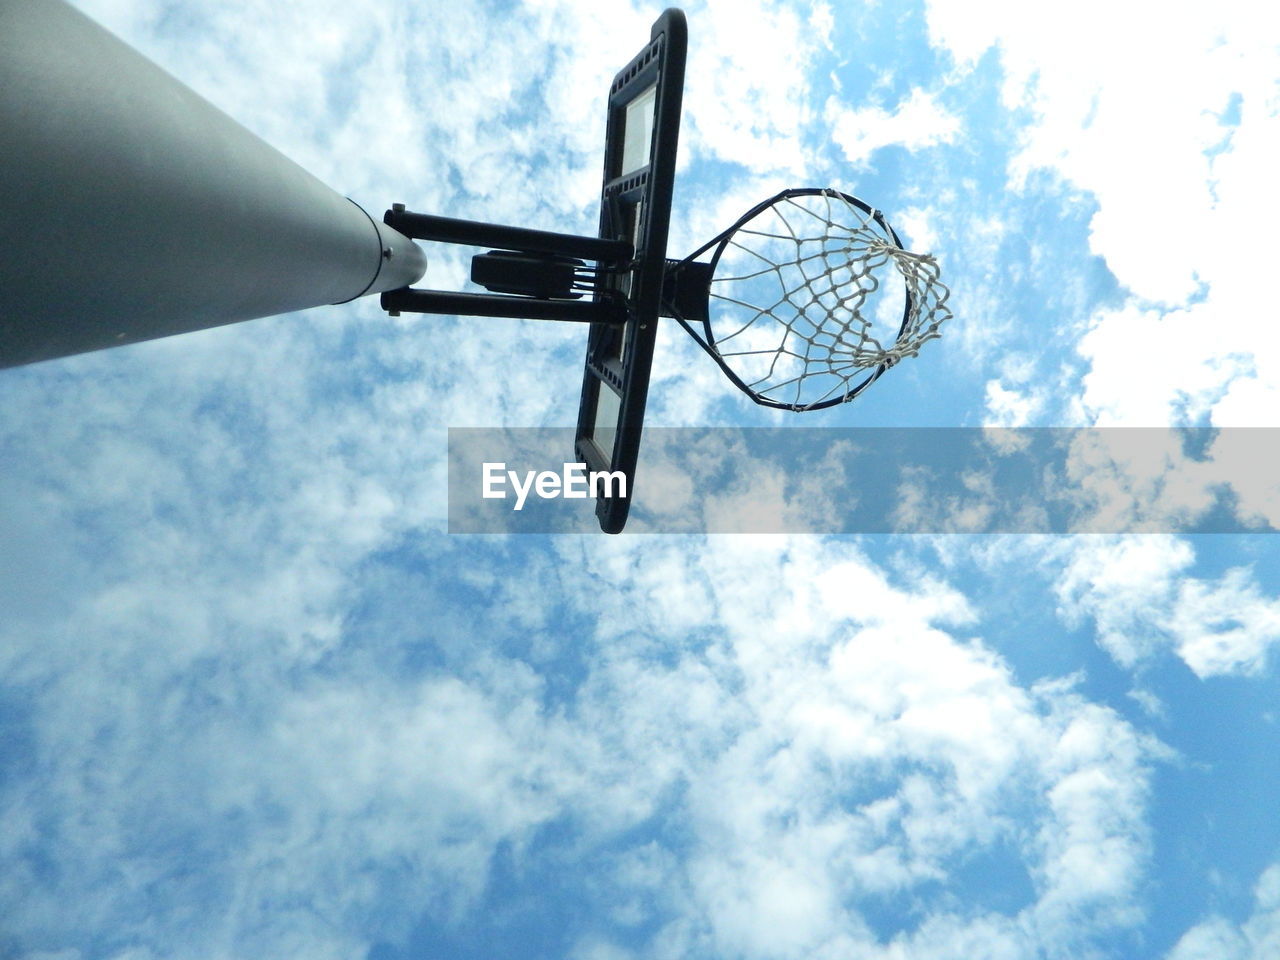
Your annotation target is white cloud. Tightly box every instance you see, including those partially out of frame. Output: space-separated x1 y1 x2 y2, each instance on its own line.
681 0 821 177
1 514 1164 960
985 379 1043 427
1203 429 1280 529
1167 917 1249 960
923 0 1280 427
569 937 637 960
1056 430 1223 532
826 88 961 168
1127 687 1167 720
1167 569 1280 677
1029 690 1155 933
1167 864 1280 960
1077 302 1257 427
550 538 1159 958
1055 536 1280 676
894 204 942 254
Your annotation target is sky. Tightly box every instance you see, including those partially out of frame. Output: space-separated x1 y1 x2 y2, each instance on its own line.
2 1 1280 958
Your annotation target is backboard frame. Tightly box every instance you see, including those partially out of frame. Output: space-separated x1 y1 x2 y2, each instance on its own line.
574 8 687 534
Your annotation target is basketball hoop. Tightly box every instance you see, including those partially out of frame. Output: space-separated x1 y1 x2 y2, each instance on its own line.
372 12 953 532
661 188 952 411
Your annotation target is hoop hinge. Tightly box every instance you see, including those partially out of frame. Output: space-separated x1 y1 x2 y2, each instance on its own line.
659 259 712 323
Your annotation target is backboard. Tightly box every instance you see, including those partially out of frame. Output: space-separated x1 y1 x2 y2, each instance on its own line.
574 9 687 534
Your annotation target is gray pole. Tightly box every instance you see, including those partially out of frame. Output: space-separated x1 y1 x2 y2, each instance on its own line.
0 0 427 369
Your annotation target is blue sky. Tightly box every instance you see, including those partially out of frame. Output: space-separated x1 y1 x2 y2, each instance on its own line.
3 1 1280 959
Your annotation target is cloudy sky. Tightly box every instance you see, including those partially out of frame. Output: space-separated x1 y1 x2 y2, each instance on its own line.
4 1 1280 958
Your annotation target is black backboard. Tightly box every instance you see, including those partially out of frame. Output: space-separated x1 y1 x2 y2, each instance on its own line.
574 9 687 534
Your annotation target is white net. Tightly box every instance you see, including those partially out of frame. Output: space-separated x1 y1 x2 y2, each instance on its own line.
700 189 951 411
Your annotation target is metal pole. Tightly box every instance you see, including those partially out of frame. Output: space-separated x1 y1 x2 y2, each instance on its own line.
0 0 427 370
